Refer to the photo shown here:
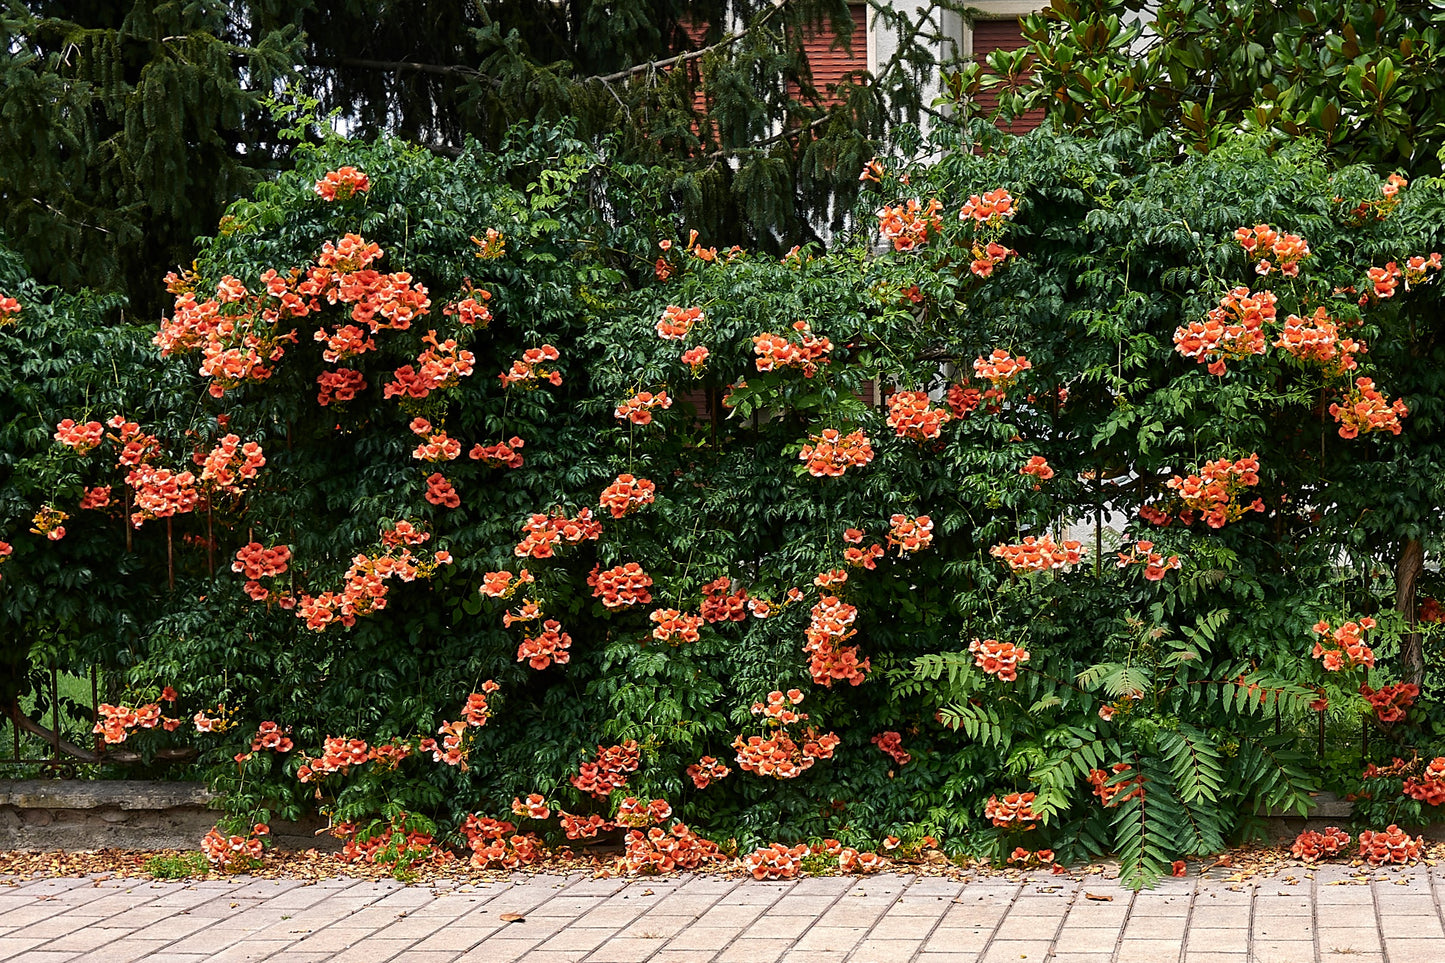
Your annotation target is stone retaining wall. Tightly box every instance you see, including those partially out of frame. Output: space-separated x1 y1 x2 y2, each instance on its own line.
0 780 334 852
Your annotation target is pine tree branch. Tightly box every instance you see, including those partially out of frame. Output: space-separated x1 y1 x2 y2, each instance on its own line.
586 0 795 86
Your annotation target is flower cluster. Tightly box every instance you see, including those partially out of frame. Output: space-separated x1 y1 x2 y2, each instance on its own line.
687 755 731 789
1234 225 1310 277
29 505 69 541
0 541 12 581
969 241 1017 278
514 507 603 558
973 350 1031 388
656 304 703 339
384 331 476 400
1115 540 1181 581
314 323 375 362
681 344 710 375
317 368 367 405
424 473 460 508
470 436 525 469
1290 827 1351 863
959 189 1016 225
1403 757 1445 806
470 229 506 259
885 391 953 440
571 740 641 797
1359 681 1418 724
837 845 886 874
700 577 749 622
984 792 1041 829
0 293 19 324
990 535 1084 573
1274 307 1365 375
844 530 885 570
292 546 450 630
1173 287 1277 375
420 719 469 769
649 608 704 644
877 198 943 252
559 812 612 839
517 620 572 670
314 166 370 201
499 344 562 388
624 824 724 874
969 638 1030 682
512 794 552 820
336 816 445 867
805 595 870 686
93 702 177 744
248 721 294 754
753 321 832 377
1311 618 1376 671
296 736 371 782
1358 825 1424 866
588 562 653 609
598 474 656 518
614 389 672 424
1329 377 1408 439
871 731 911 766
744 842 811 879
1088 764 1146 807
444 288 493 327
615 796 673 828
1019 456 1054 482
734 691 840 778
54 419 104 454
887 514 933 555
460 815 545 870
196 434 266 495
1159 454 1264 528
799 428 874 477
201 824 269 871
479 568 534 599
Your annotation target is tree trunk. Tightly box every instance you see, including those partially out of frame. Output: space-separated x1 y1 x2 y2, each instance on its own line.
1396 537 1424 687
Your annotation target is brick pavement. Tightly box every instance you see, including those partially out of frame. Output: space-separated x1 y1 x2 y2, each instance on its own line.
1 862 1441 963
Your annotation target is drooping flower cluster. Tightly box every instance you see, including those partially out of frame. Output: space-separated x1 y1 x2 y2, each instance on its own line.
877 198 943 252
29 505 69 541
969 241 1017 278
1088 764 1146 807
54 419 105 454
681 344 710 375
1019 455 1054 482
470 228 506 260
734 690 841 779
753 321 832 377
588 562 653 609
314 166 370 201
1329 377 1408 439
1274 307 1365 375
969 637 1030 682
93 702 178 744
686 755 731 789
973 350 1031 388
744 842 811 879
649 608 704 644
799 428 874 477
1115 540 1181 581
1158 454 1265 529
195 434 266 494
498 344 562 388
460 815 545 870
571 740 641 797
984 792 1041 829
1360 681 1419 724
805 595 870 686
514 507 603 558
1173 287 1277 376
1290 827 1351 862
244 721 294 756
479 568 534 599
885 390 953 440
656 304 703 339
470 436 525 469
1403 757 1445 806
871 731 911 766
444 288 493 327
623 823 725 874
201 824 269 871
990 535 1084 573
615 796 673 828
843 527 885 570
517 620 573 670
1234 225 1310 277
558 811 612 839
0 293 19 324
317 368 367 405
598 474 656 518
424 473 460 508
1311 618 1376 671
887 514 933 555
512 794 552 821
959 188 1016 225
700 577 749 622
296 736 371 782
291 546 451 630
384 331 475 400
614 389 672 424
1358 825 1424 866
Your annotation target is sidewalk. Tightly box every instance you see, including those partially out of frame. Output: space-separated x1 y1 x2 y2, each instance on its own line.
1 863 1439 963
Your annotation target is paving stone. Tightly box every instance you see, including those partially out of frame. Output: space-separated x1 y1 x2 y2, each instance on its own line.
1316 926 1382 952
792 924 869 952
1247 939 1314 963
1251 914 1312 941
1116 938 1187 963
664 925 744 951
978 938 1053 962
1385 940 1445 963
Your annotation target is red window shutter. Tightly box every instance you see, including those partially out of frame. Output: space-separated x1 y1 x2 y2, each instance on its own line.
799 6 868 105
971 18 1046 134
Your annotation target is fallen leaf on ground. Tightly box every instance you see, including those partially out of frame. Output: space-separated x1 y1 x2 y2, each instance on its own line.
498 912 525 923
1084 893 1113 902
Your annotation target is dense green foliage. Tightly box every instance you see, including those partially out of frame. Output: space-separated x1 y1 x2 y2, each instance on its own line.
3 124 1444 886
